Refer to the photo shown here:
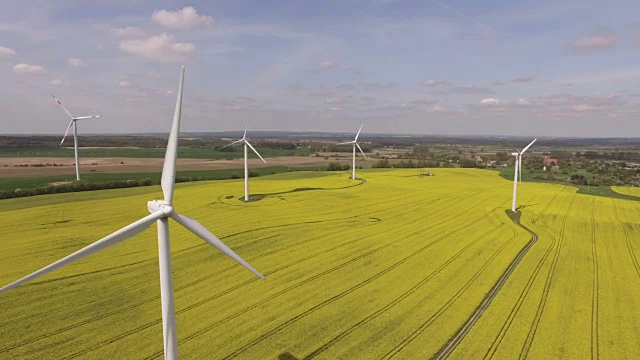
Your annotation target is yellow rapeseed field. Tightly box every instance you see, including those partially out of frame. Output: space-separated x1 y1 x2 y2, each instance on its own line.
612 186 640 198
0 169 638 359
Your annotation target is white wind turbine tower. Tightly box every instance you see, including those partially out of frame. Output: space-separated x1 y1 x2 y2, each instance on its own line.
2 66 264 360
338 124 366 180
219 124 266 202
52 95 101 181
510 138 537 212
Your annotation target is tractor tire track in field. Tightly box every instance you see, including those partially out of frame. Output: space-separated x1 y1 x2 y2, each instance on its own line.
218 212 495 360
248 179 367 202
612 200 640 282
480 226 555 360
481 193 566 360
431 210 540 360
531 186 567 225
216 179 367 206
303 208 516 359
519 194 577 360
379 214 519 360
1 192 447 355
590 198 599 360
140 192 494 360
60 190 491 360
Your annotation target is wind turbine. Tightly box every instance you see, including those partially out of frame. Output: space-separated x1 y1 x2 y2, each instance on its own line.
338 124 366 180
219 123 266 202
52 95 101 181
2 66 264 360
510 139 537 212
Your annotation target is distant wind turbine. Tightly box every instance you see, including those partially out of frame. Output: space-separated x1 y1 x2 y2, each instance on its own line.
337 124 366 180
52 95 101 181
3 66 264 360
510 139 537 212
219 123 266 201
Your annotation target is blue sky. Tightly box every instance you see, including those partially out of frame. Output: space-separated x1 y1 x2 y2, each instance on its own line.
1 0 640 136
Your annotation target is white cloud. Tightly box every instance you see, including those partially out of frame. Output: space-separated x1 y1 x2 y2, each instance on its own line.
516 98 530 105
570 33 616 50
320 60 338 69
49 79 70 86
431 105 446 112
0 46 17 57
119 34 196 63
109 26 146 37
480 98 501 106
574 104 598 111
450 85 493 94
119 80 134 88
151 6 214 30
423 79 451 87
67 58 88 67
165 90 174 96
13 63 46 75
325 97 344 104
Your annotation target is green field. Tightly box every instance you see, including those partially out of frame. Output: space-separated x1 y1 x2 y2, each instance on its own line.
0 169 639 359
0 146 310 159
0 166 309 191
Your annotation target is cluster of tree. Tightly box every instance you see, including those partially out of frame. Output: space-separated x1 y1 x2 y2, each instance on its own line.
229 171 261 179
326 162 351 171
570 174 589 185
373 159 437 168
0 170 274 200
0 178 155 200
576 151 640 161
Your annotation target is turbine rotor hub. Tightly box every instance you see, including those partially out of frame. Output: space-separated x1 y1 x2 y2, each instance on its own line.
147 200 174 216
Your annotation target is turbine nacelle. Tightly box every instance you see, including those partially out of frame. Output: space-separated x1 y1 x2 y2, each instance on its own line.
147 200 174 216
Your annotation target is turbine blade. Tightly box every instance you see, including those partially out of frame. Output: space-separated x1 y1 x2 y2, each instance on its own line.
356 142 367 159
0 211 164 293
243 122 248 140
73 115 101 120
506 142 520 154
52 95 74 119
336 141 354 145
245 140 266 163
218 139 244 150
521 138 537 154
60 120 74 146
161 66 185 205
170 212 265 280
354 124 363 141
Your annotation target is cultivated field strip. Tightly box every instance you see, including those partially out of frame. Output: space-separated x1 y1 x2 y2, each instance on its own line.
432 211 537 360
247 209 520 359
146 189 505 359
2 169 640 359
1 187 456 354
447 184 640 360
590 198 599 360
57 192 468 360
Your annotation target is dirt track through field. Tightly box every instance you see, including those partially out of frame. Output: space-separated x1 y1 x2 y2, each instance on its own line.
432 210 539 360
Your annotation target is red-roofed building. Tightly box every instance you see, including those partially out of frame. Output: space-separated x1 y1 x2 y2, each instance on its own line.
544 157 559 166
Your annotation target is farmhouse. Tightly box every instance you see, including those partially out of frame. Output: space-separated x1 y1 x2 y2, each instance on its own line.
544 157 559 166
